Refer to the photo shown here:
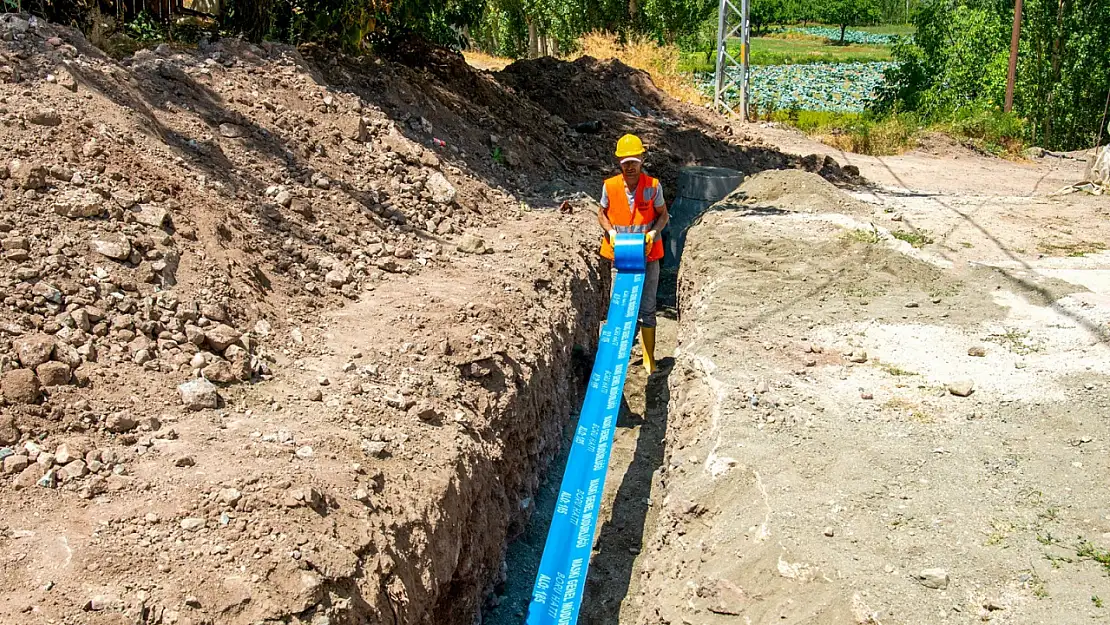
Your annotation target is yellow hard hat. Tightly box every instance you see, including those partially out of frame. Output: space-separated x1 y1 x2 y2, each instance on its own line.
615 134 645 159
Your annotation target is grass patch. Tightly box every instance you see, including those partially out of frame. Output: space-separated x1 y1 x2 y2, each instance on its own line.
576 33 705 105
1095 596 1105 608
855 24 916 35
985 328 1043 355
764 106 1027 158
1037 240 1107 257
1077 541 1110 574
985 519 1017 546
767 110 921 156
879 362 917 376
841 226 883 244
892 229 934 248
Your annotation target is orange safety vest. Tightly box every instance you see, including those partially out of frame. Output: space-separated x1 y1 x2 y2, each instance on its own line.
600 173 664 262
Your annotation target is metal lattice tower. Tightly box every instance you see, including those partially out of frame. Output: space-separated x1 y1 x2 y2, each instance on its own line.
713 0 750 120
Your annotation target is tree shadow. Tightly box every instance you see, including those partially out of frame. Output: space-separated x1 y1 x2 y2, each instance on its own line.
580 356 673 624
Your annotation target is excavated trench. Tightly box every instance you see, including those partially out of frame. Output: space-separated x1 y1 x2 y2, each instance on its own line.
469 167 743 625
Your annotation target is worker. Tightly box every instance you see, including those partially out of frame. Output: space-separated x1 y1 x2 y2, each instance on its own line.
598 133 669 375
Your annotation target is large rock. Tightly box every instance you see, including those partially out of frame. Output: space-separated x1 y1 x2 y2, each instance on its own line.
36 361 72 387
179 378 219 411
205 324 242 352
92 235 131 261
14 333 55 367
55 190 106 218
2 370 41 404
425 172 457 205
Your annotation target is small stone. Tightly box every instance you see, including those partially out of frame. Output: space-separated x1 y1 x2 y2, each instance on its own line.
968 346 986 357
860 392 874 400
174 456 196 467
295 446 314 459
411 401 444 425
180 518 205 531
105 413 138 433
1 369 41 405
185 596 202 608
4 454 30 475
14 465 47 489
217 488 242 506
947 380 975 397
28 108 62 127
134 205 169 228
361 439 389 458
425 172 457 204
219 123 245 138
0 415 19 446
917 568 949 590
203 360 240 384
205 324 242 352
179 378 219 411
59 460 88 481
55 443 85 465
848 351 868 364
456 234 491 255
823 527 835 537
307 389 323 402
905 302 919 308
15 334 55 368
92 235 131 261
36 361 72 387
325 267 350 288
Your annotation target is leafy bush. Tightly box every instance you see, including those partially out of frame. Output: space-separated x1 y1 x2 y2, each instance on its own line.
877 0 1110 151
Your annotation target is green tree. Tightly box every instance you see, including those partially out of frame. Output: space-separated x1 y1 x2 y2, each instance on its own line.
820 0 881 43
878 0 1110 150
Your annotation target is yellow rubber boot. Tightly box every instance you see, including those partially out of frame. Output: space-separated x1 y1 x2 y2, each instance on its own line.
641 326 657 375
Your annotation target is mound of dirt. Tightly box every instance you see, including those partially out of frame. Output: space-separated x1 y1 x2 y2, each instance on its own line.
495 56 823 190
732 168 872 214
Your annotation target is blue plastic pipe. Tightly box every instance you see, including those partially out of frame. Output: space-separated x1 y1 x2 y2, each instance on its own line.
525 232 647 625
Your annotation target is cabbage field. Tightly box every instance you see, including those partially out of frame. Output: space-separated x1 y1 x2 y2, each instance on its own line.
786 26 904 45
702 62 895 113
695 27 904 113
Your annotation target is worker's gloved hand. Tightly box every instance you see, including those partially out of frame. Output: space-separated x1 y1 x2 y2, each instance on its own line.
608 229 617 244
645 230 658 252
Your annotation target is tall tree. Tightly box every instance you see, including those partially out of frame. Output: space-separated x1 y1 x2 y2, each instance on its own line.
821 0 881 43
